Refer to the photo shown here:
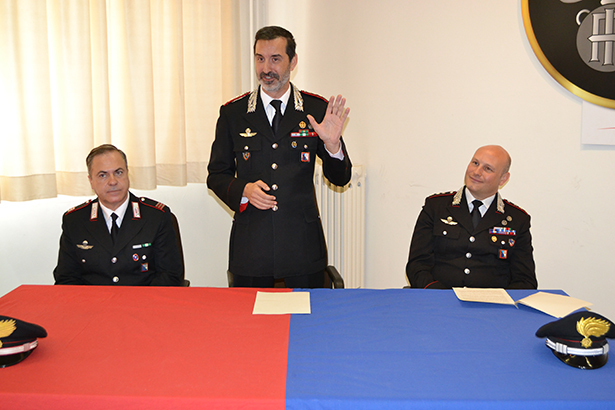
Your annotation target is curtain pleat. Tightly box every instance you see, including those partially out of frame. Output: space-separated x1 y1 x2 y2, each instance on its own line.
0 0 232 201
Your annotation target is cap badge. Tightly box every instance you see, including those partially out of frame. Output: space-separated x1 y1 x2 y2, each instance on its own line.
577 317 611 348
0 319 17 348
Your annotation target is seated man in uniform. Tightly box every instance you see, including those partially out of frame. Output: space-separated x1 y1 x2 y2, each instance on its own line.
406 145 537 289
53 144 183 286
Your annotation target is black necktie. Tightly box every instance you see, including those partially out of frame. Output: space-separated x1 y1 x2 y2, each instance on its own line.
471 200 483 229
270 100 283 135
110 212 120 243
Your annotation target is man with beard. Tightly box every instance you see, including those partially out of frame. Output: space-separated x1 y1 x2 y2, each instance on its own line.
207 26 352 288
406 145 537 289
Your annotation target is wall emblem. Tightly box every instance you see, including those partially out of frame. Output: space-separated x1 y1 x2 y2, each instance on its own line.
522 0 615 108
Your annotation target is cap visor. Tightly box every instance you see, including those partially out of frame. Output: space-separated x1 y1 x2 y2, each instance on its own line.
552 351 608 370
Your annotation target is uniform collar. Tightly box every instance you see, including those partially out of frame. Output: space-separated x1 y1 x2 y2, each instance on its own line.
247 83 304 113
260 85 291 115
98 194 130 228
464 188 496 215
453 186 505 213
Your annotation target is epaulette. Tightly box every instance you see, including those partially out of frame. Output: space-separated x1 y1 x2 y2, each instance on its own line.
137 197 169 212
64 199 92 215
223 91 251 106
503 199 529 215
427 191 456 199
301 90 328 103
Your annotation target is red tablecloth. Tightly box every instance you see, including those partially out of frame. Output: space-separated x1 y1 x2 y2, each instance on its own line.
0 285 291 410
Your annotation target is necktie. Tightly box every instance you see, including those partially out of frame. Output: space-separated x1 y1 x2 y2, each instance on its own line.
270 100 283 136
110 212 120 243
471 200 483 229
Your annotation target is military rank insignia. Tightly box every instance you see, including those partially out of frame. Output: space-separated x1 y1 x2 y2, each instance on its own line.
522 0 615 108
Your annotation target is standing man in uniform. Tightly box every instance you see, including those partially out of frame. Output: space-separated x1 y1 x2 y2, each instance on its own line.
207 26 352 288
54 144 183 286
406 145 537 289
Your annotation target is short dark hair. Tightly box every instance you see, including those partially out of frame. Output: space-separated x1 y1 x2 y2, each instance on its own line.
86 144 128 175
254 26 296 61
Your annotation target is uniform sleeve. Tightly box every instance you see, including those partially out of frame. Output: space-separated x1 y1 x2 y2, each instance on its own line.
206 105 248 213
405 199 446 289
506 214 538 289
149 209 184 286
319 137 352 187
53 215 87 285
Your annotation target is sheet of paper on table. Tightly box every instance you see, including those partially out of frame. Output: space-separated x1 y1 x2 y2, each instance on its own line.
453 288 593 318
453 288 517 306
252 291 311 315
516 291 593 318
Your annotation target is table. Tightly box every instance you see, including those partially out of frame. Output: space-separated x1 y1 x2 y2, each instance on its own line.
1 286 614 409
287 289 615 409
0 285 291 410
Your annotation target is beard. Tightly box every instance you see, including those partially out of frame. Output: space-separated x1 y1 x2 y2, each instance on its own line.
258 67 291 95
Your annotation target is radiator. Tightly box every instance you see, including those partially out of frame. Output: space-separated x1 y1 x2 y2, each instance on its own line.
314 164 365 288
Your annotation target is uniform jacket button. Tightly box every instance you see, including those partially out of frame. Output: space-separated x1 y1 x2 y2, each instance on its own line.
113 276 120 283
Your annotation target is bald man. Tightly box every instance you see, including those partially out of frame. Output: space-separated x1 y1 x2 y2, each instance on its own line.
406 145 537 289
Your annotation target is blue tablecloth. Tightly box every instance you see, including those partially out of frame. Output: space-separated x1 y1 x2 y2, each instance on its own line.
286 289 615 409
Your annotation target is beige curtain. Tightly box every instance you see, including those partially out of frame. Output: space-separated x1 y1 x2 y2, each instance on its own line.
0 0 242 202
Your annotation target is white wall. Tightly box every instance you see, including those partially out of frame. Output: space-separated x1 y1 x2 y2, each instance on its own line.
1 0 614 319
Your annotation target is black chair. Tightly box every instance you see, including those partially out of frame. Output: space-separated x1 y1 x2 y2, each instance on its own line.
170 213 190 287
227 266 344 289
324 266 344 289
